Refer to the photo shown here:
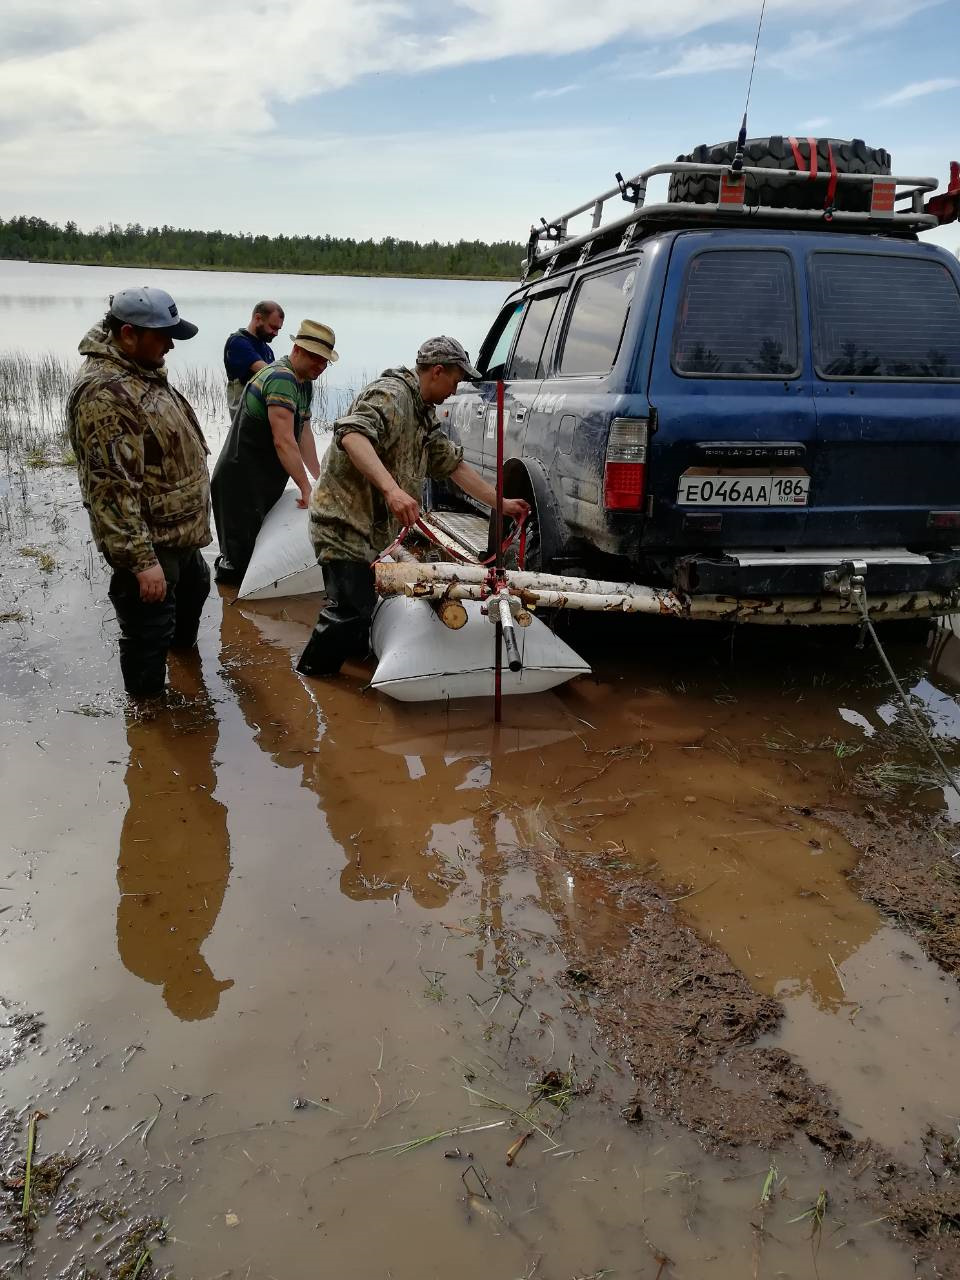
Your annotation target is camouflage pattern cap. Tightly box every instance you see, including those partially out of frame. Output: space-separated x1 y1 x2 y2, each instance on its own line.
416 335 482 381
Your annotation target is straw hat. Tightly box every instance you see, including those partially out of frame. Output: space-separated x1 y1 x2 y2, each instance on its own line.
292 320 339 362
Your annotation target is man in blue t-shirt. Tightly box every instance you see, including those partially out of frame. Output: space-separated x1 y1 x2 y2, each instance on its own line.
223 301 285 415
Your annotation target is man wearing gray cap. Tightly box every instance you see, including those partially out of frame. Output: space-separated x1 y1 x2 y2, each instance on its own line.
68 286 212 699
297 336 529 677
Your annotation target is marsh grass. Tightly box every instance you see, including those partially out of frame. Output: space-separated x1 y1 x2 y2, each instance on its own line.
0 349 347 459
19 546 57 573
859 759 948 794
0 349 236 457
0 352 75 456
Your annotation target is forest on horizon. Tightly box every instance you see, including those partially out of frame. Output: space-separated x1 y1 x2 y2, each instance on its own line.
0 215 524 280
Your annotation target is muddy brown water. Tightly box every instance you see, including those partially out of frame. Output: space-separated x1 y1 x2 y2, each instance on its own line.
1 466 959 1279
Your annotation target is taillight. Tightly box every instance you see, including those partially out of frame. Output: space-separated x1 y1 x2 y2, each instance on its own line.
604 417 648 511
928 511 960 529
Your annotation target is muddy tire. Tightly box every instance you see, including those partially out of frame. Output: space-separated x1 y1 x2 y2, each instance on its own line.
668 136 891 213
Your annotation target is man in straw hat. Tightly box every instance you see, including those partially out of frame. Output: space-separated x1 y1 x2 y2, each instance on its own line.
211 319 337 584
297 335 528 678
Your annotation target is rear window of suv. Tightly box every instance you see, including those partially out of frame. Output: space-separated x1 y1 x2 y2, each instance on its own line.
672 249 799 377
811 252 960 380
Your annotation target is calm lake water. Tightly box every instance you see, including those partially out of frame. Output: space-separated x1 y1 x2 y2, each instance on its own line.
0 259 511 399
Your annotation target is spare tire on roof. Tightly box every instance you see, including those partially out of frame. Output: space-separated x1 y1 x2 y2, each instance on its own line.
668 136 891 213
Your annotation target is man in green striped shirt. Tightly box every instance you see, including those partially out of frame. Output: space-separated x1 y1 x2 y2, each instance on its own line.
211 320 338 584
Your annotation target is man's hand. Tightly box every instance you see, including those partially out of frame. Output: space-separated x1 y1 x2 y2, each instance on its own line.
385 485 420 527
502 497 531 524
296 483 313 510
136 563 167 603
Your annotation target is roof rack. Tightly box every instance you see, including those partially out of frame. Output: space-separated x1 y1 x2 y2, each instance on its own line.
523 161 941 279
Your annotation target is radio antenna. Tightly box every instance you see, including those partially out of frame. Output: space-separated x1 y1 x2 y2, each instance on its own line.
731 0 767 171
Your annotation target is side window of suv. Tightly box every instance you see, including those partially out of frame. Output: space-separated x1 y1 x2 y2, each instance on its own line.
478 302 524 379
558 266 636 376
506 293 562 379
672 250 799 377
810 253 960 379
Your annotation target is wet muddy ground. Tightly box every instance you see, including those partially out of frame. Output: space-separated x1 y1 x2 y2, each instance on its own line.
1 458 959 1279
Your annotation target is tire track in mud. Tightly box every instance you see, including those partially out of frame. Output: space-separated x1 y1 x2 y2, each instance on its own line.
539 851 960 1277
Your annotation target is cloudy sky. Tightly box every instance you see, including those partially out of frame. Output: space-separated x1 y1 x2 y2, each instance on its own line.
4 0 959 251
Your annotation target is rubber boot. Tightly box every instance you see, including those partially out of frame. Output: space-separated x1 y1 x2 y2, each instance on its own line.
296 619 358 677
296 560 376 676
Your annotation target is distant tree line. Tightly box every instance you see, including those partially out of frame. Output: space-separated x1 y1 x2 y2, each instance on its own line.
0 215 525 280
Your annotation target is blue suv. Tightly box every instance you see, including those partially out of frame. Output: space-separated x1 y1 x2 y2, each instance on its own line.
436 139 960 624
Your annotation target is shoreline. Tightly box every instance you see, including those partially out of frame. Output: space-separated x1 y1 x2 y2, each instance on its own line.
0 256 519 284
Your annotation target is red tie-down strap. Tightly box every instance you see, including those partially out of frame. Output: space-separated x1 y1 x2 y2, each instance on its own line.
788 136 819 181
925 161 960 224
823 142 839 218
789 136 836 217
372 514 528 571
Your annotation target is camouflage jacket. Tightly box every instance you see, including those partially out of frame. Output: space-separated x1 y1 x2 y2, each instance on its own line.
68 327 212 573
309 366 463 563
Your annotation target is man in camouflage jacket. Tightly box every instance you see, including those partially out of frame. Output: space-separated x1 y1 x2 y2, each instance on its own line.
298 336 529 677
68 286 212 699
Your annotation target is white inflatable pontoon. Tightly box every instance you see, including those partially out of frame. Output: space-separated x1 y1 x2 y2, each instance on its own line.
370 595 590 702
237 489 325 600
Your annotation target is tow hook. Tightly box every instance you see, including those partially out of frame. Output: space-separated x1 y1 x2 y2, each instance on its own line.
823 559 868 607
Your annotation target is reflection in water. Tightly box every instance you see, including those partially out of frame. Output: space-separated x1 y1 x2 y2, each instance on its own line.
218 601 960 1018
218 601 570 986
220 602 479 909
116 654 233 1020
218 602 888 1001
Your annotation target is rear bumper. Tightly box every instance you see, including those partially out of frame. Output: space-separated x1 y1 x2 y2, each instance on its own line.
674 546 960 596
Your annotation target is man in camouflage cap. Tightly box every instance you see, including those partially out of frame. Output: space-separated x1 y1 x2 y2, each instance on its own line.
68 286 212 699
297 336 529 677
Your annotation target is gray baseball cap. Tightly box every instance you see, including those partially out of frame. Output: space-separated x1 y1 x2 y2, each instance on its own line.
108 286 198 340
416 335 482 381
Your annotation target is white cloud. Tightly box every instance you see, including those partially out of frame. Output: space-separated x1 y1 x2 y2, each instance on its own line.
798 116 831 131
0 0 939 142
875 77 960 107
652 42 753 78
765 29 847 71
530 83 582 99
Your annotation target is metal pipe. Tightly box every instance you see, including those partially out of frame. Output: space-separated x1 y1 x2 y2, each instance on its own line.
537 164 938 230
494 379 506 719
532 200 938 266
497 594 523 671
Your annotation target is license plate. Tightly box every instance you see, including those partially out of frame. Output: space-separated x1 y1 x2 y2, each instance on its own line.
677 470 810 507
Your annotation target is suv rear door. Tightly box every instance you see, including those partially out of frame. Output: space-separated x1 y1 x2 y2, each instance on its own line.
807 245 960 547
645 232 816 551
